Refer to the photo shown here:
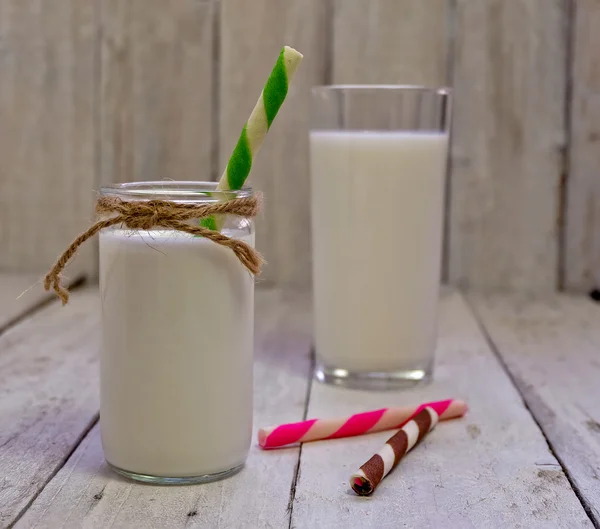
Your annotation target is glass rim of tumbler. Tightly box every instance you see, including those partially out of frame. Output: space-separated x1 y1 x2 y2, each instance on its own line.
310 84 452 133
311 84 451 97
100 181 253 203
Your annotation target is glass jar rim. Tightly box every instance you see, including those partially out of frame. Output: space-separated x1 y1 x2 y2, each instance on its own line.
312 84 451 96
100 181 253 202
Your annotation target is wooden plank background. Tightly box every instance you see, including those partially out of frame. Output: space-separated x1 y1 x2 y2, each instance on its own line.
1 0 598 294
565 0 600 292
0 0 97 278
449 0 567 292
99 0 215 184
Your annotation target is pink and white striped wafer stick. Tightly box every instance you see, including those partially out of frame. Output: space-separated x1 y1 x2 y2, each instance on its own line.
258 398 466 449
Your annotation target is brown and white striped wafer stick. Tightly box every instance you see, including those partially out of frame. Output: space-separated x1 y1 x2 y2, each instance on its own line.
350 407 439 496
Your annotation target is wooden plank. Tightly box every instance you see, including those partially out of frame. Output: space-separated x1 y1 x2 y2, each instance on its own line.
471 293 600 524
220 0 327 287
565 0 600 292
291 290 593 528
100 0 215 183
16 290 313 529
0 289 100 529
0 273 80 333
0 0 97 275
332 0 448 85
449 0 567 292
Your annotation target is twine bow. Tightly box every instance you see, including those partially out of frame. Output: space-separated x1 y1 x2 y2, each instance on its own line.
44 194 263 305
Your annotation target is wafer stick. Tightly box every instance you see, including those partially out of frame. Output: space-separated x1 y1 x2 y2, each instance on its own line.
350 407 439 496
258 398 465 449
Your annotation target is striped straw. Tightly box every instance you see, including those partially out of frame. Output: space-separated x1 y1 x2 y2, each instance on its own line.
258 399 467 449
203 46 303 230
350 407 439 496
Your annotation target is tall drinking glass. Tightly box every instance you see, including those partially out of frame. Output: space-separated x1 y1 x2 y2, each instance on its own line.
310 85 451 389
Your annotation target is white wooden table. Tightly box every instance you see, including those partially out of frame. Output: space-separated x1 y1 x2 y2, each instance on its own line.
1 280 599 528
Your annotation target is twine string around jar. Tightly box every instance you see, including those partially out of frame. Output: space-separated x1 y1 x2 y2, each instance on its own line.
44 193 264 305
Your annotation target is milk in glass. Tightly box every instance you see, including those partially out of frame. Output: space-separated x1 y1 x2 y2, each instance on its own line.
311 131 448 383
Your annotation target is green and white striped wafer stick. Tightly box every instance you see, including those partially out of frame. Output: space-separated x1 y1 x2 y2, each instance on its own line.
203 46 303 230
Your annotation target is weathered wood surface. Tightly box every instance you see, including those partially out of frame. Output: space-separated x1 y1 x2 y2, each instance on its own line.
220 0 327 288
2 282 600 527
565 0 600 292
100 0 215 184
471 293 600 525
0 0 97 275
332 0 448 86
291 290 593 528
449 0 567 292
15 289 313 529
0 289 100 529
0 273 80 333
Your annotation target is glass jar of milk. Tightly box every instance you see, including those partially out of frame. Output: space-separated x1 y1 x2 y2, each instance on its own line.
99 182 255 484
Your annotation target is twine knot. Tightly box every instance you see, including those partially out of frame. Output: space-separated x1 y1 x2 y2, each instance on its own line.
113 200 164 230
44 193 264 305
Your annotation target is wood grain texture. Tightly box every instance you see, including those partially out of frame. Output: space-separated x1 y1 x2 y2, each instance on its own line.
0 0 97 274
332 0 448 85
0 273 85 333
220 0 327 287
565 0 600 292
16 289 313 529
471 293 600 525
100 0 215 183
449 0 567 292
0 289 100 529
291 290 593 528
